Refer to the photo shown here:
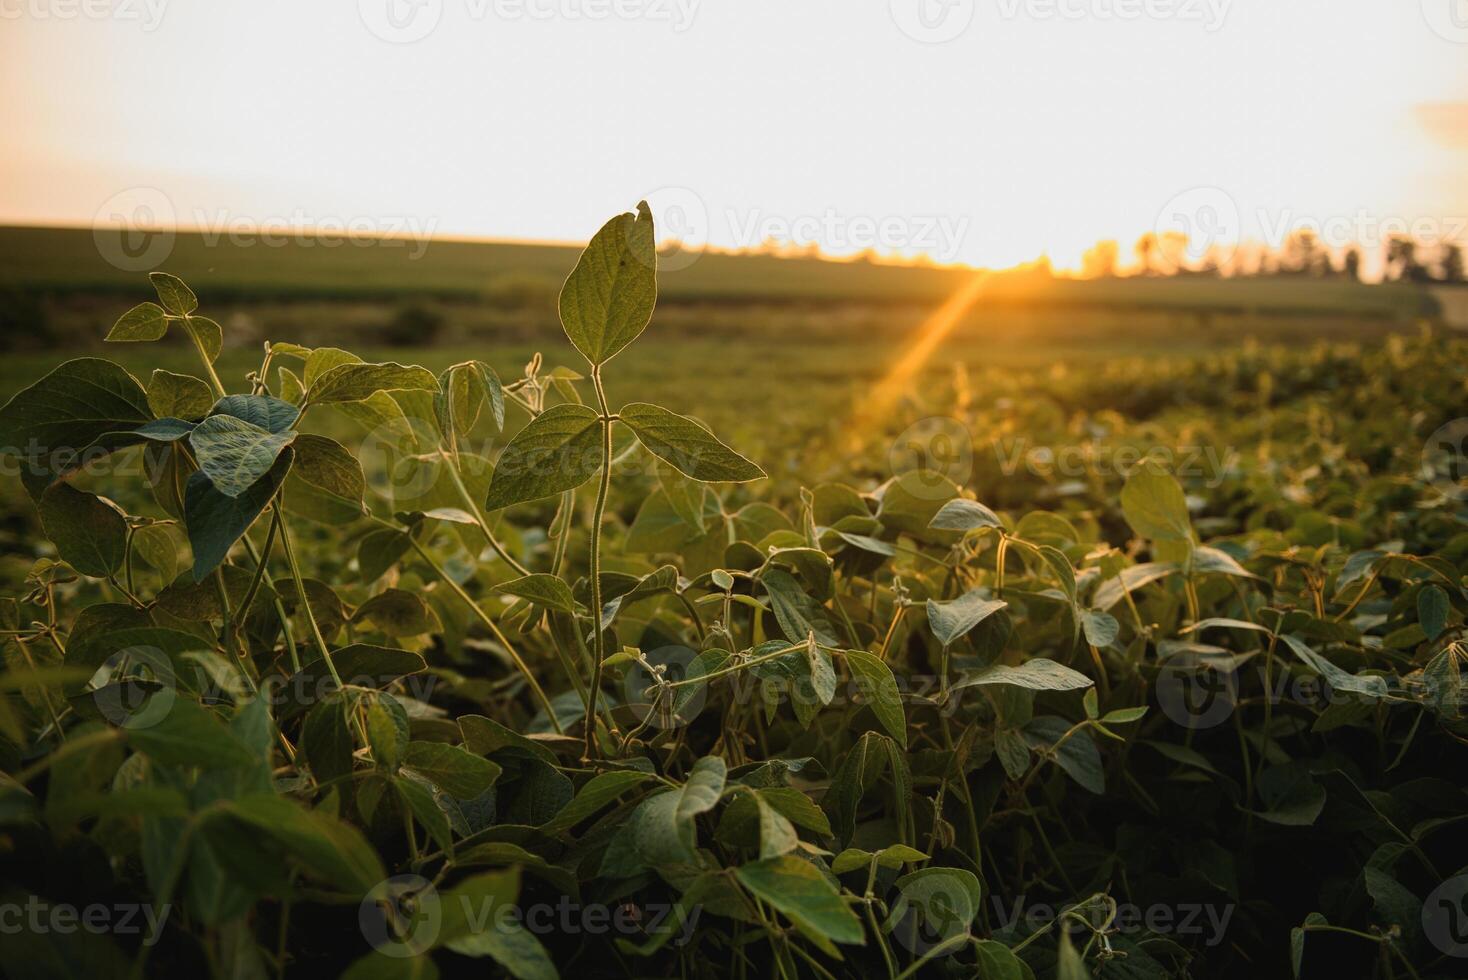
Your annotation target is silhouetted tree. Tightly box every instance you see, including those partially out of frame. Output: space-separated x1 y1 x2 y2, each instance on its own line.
1438 243 1465 283
1343 248 1362 282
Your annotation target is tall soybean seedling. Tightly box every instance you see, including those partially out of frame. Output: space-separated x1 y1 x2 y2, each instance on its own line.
480 203 766 758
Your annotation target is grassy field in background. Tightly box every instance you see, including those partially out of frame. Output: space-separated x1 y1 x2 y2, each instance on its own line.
0 224 1445 318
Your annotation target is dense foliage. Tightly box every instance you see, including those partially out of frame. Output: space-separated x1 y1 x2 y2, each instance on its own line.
1 203 1466 980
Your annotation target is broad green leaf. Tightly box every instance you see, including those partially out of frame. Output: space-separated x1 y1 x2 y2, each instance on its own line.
308 362 440 405
762 568 840 647
149 271 197 314
147 370 215 419
735 855 864 951
928 497 1003 532
38 483 127 578
973 939 1027 980
186 315 224 363
209 393 300 434
752 792 799 860
627 755 726 868
843 649 906 748
1057 928 1088 980
1252 763 1326 826
1023 716 1103 793
276 645 428 723
542 770 653 832
888 867 982 951
215 793 385 895
107 301 169 341
619 402 765 483
1120 461 1192 542
136 417 196 441
558 201 657 365
400 741 501 798
0 357 151 470
926 590 1008 648
286 433 366 520
126 698 258 770
483 403 602 511
493 574 578 614
354 589 442 636
189 415 297 498
185 447 294 580
439 869 558 980
950 658 1093 693
1080 609 1120 647
1419 584 1449 641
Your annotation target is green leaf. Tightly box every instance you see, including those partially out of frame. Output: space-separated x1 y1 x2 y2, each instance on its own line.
1419 584 1450 641
126 698 258 770
973 939 1027 980
149 271 198 315
439 869 558 980
400 741 501 799
308 362 440 405
928 497 1003 532
215 793 385 895
735 855 865 951
107 302 169 341
286 434 366 520
1100 706 1148 724
184 447 294 580
1057 927 1088 980
950 658 1093 693
354 589 442 636
831 844 927 874
888 867 982 950
926 590 1008 648
0 357 151 470
146 370 215 419
493 574 578 614
38 483 127 578
558 201 657 365
186 315 224 363
1081 609 1119 647
752 792 799 860
1023 716 1104 793
1120 460 1192 542
542 770 654 832
624 755 727 868
278 645 427 722
843 649 906 748
762 568 840 647
136 417 195 441
483 403 602 511
209 393 301 434
619 402 765 483
189 415 297 498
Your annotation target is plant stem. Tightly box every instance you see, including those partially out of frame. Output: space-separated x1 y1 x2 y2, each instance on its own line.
441 449 532 577
276 508 342 687
582 367 615 760
403 535 563 733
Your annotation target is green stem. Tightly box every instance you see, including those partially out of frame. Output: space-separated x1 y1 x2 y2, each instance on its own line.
442 449 532 578
277 508 341 687
404 535 563 733
582 367 615 759
214 568 259 695
663 642 805 690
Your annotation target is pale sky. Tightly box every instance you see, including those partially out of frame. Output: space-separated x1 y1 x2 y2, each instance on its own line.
3 0 1466 270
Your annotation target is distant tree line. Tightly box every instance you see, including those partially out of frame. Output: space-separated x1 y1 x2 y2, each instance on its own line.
1080 231 1466 284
